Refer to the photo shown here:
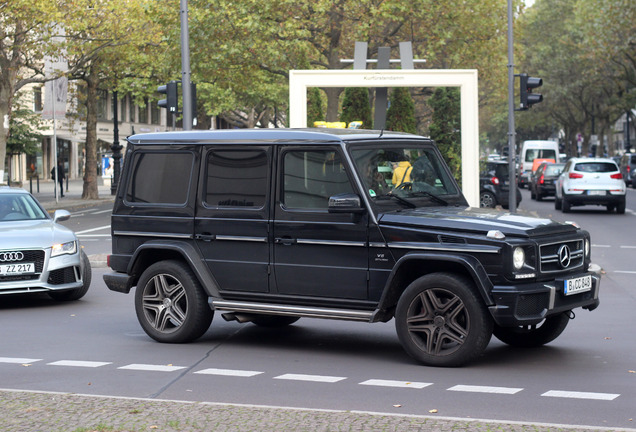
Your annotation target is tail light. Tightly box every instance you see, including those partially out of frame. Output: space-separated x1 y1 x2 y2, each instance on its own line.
106 255 111 267
539 174 545 184
610 173 623 179
491 176 500 185
569 172 584 179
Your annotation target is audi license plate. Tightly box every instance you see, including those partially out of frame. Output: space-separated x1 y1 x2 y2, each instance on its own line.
0 263 35 275
564 275 592 296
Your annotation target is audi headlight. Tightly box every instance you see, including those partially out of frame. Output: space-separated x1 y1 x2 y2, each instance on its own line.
513 247 525 270
51 241 77 257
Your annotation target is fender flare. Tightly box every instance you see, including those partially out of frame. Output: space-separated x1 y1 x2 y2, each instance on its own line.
373 252 494 321
129 240 221 298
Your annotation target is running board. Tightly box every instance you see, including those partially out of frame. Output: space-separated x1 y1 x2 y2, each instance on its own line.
210 300 374 322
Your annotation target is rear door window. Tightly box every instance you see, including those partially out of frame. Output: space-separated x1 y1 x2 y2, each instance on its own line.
125 151 194 205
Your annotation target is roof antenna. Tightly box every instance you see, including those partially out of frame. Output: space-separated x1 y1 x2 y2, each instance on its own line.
379 129 384 138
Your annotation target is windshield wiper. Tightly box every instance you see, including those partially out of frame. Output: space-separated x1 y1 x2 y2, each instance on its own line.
376 193 417 208
409 191 449 206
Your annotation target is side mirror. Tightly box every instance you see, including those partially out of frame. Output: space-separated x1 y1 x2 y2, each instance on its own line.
53 209 71 222
328 193 366 214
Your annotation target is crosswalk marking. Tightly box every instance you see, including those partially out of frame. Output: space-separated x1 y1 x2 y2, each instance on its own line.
195 368 263 377
541 390 619 401
274 373 346 383
118 364 186 372
0 357 41 364
47 360 111 368
360 379 432 389
448 385 523 394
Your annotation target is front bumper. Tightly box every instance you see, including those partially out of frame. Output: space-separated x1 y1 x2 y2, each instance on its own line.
488 270 600 327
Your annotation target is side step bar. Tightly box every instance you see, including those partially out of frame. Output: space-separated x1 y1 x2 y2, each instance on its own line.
210 299 374 322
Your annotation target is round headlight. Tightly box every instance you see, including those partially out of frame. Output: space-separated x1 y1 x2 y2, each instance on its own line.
513 247 525 270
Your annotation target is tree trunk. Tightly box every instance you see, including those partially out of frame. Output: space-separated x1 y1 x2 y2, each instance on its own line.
82 74 99 200
324 87 342 122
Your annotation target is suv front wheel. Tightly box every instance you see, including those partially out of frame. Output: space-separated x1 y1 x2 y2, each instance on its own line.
135 260 213 343
395 273 493 367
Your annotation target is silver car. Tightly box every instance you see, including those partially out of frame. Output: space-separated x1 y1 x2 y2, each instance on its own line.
0 187 91 300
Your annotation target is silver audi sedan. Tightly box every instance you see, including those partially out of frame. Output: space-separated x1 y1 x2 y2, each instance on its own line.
0 187 91 300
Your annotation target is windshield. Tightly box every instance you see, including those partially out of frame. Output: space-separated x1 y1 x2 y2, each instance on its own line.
0 193 48 221
350 144 462 208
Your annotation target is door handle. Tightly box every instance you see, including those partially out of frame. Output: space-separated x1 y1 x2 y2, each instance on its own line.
275 237 296 246
195 233 216 242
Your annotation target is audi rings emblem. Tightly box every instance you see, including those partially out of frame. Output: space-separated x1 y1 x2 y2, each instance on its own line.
558 245 571 269
0 251 24 262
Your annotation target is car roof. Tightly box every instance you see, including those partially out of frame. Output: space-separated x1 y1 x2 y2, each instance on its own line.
0 186 29 195
568 157 617 164
126 128 429 146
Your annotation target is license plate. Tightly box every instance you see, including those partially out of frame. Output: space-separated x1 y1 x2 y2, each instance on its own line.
564 275 592 296
587 190 605 196
0 263 35 275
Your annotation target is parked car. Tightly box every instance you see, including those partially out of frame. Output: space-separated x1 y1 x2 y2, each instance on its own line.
0 187 91 300
530 162 565 201
479 160 521 208
555 158 626 213
619 152 636 188
104 129 600 367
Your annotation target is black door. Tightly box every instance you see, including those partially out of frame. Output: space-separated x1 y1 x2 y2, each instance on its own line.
273 147 369 300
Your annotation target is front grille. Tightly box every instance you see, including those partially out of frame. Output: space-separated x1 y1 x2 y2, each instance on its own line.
0 249 45 282
48 267 79 285
539 240 584 273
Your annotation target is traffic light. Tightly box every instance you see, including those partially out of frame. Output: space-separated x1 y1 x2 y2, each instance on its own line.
158 81 178 113
519 73 543 110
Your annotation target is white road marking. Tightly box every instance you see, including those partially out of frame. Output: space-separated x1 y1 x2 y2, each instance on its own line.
541 390 619 400
274 373 346 383
615 270 636 274
75 225 111 235
89 209 113 215
360 379 432 389
47 360 111 368
0 357 42 364
448 385 523 394
195 368 263 377
619 245 636 249
592 244 611 248
118 364 186 372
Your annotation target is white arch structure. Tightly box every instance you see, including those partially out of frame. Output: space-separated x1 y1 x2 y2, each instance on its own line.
289 69 480 207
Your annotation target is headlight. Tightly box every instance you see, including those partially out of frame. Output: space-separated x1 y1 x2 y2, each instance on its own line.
585 239 590 257
513 247 525 270
51 241 77 257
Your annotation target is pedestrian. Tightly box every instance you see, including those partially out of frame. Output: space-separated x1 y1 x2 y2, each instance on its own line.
51 162 66 197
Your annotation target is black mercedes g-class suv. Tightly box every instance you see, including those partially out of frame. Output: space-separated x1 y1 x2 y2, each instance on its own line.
104 129 600 367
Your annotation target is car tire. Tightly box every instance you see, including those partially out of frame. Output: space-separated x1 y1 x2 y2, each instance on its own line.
554 194 562 210
606 204 616 213
562 195 571 213
251 315 300 327
616 200 626 214
530 187 536 200
48 250 92 301
480 191 496 208
135 260 213 343
493 312 570 347
395 273 493 367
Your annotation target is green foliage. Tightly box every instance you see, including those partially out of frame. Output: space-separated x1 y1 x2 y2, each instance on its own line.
386 87 416 133
340 88 372 129
428 87 461 182
7 105 43 156
307 87 326 127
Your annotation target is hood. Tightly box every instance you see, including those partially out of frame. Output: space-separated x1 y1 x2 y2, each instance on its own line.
0 219 77 250
378 206 578 238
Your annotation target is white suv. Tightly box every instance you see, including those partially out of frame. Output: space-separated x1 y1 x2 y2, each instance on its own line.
555 158 626 213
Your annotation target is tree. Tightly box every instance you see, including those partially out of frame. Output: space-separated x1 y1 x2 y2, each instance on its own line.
340 87 372 128
386 87 416 133
6 99 43 183
307 87 325 127
428 87 461 181
0 0 64 183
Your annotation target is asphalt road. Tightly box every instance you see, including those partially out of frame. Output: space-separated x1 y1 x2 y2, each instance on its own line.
1 188 635 431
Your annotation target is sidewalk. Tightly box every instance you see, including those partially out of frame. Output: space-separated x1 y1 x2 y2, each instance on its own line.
23 177 115 211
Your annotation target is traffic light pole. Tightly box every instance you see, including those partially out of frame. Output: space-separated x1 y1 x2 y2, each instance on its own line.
507 0 518 213
180 0 192 131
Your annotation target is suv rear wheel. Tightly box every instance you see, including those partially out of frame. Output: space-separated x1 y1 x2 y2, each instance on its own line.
395 273 493 367
493 312 570 347
135 260 213 343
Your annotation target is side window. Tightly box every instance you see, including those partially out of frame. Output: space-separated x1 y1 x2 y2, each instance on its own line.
204 149 268 208
282 149 354 210
125 151 194 204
